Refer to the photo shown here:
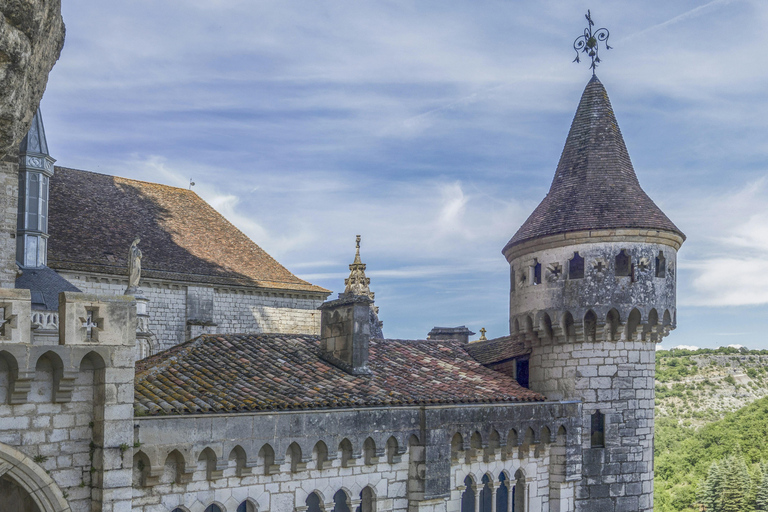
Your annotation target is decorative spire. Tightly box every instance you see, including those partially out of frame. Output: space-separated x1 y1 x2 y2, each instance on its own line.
19 108 55 176
573 10 611 75
479 328 487 341
343 235 374 300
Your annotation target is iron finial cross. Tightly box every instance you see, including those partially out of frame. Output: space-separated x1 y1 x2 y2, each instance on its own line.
573 10 612 75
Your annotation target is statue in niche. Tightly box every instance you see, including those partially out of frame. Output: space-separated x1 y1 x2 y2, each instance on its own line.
126 237 142 294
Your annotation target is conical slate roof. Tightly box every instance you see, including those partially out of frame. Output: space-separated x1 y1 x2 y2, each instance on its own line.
503 76 684 253
19 108 50 156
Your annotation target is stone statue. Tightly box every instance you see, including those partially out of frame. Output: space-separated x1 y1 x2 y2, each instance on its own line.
126 238 142 293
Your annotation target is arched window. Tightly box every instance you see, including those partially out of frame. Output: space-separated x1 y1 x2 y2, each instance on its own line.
655 251 666 278
333 490 351 512
510 268 516 292
568 252 584 279
514 469 525 512
238 501 257 512
172 509 185 512
480 474 492 512
204 505 222 512
306 492 323 512
461 476 476 512
615 249 631 277
496 473 508 512
591 410 605 448
357 486 376 512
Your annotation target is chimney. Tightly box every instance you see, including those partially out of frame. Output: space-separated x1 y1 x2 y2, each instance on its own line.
427 326 475 344
319 235 380 375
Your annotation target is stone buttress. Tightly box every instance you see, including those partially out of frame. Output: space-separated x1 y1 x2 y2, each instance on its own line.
502 76 685 512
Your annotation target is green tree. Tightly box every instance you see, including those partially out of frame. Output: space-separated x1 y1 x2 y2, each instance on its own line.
756 463 768 511
700 461 723 511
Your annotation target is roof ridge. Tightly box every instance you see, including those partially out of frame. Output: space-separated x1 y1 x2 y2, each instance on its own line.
55 166 199 195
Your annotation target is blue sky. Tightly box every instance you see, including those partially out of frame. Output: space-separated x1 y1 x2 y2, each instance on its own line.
40 0 768 349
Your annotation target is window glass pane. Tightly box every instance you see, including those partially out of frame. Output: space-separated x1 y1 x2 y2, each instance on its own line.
38 238 46 266
40 176 48 232
25 235 38 267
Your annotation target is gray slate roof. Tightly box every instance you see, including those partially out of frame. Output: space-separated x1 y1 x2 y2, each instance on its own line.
16 265 81 310
504 76 684 253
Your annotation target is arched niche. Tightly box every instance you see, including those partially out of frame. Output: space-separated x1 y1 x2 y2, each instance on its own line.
0 441 71 512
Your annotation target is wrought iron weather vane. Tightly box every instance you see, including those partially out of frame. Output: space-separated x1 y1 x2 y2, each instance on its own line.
573 10 611 74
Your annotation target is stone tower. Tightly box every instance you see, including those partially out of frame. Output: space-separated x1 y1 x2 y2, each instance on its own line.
502 76 685 512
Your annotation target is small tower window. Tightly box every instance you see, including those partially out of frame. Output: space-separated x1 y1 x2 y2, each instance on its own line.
531 259 541 285
568 252 584 279
510 268 516 292
615 250 631 277
655 251 666 278
591 411 605 447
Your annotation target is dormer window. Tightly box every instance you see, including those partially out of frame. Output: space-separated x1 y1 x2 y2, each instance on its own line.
568 252 585 279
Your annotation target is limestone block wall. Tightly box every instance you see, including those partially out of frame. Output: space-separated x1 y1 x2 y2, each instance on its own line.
0 290 137 512
130 402 581 512
0 155 19 287
529 337 656 512
58 272 326 352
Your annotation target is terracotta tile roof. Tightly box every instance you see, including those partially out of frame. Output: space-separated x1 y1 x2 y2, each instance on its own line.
464 335 530 366
47 167 329 294
134 334 543 415
504 76 684 253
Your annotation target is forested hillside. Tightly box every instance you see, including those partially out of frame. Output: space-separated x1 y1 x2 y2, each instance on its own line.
654 347 768 511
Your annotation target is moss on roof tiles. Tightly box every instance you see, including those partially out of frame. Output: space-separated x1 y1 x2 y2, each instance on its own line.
134 334 544 415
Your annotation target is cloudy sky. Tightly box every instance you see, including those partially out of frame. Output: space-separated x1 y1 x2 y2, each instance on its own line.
40 0 768 348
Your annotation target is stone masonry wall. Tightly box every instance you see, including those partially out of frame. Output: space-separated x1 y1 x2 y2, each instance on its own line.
529 337 656 512
59 272 324 352
0 154 19 287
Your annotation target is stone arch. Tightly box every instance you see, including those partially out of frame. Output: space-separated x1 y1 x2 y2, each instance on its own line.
522 315 533 333
257 443 275 476
606 309 621 341
541 425 552 444
163 449 188 484
363 437 376 465
626 308 642 341
286 442 302 473
497 471 510 512
469 431 483 461
203 503 224 512
537 312 553 340
450 433 464 463
513 468 526 512
523 427 535 446
488 429 501 455
338 438 354 468
313 440 329 471
0 441 71 512
32 350 64 403
333 489 351 512
663 309 672 328
461 475 476 512
0 350 19 404
171 507 191 512
562 312 576 343
583 310 597 342
556 425 567 443
237 500 257 512
512 318 520 334
197 447 217 480
479 473 493 512
306 491 325 512
228 445 247 477
359 486 376 512
385 436 399 464
132 450 151 487
507 429 518 449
